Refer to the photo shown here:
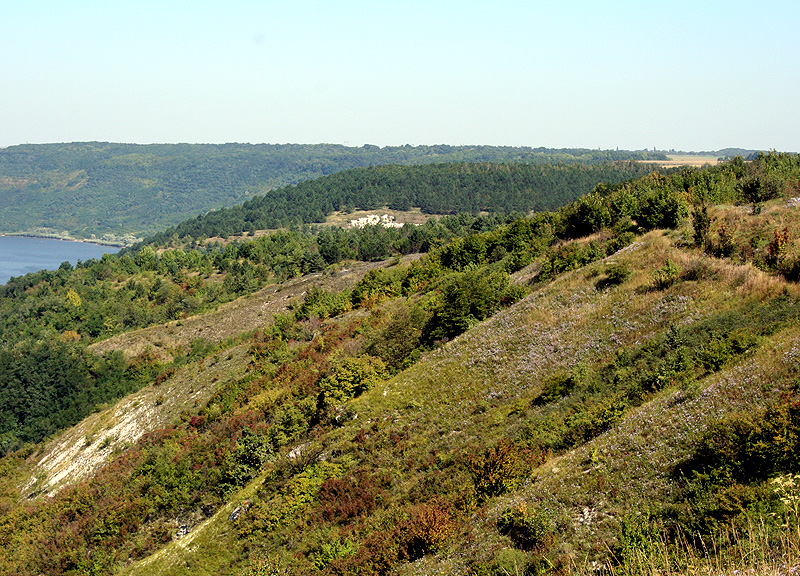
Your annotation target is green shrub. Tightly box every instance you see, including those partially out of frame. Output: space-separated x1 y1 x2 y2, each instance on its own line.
309 532 359 570
561 192 612 238
266 404 310 449
605 228 637 254
219 429 271 495
537 241 606 282
533 369 587 406
596 262 632 289
699 330 759 372
562 394 627 448
366 303 428 371
351 268 404 307
439 234 489 271
691 204 713 248
740 173 783 214
319 356 387 406
679 398 800 486
635 186 687 230
423 268 515 342
468 439 524 502
295 286 352 320
650 259 680 290
497 502 555 552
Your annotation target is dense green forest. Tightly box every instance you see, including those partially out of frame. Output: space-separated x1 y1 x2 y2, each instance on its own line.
2 152 800 575
0 142 667 240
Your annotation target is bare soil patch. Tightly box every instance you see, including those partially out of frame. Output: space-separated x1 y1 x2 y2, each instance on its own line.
639 154 720 168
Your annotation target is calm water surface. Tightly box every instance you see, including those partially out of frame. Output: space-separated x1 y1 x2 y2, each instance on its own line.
0 236 120 285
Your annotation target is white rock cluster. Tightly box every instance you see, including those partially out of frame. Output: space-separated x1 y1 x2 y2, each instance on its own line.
349 214 405 229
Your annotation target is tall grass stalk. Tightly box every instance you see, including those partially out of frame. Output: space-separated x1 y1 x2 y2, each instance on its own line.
573 517 800 576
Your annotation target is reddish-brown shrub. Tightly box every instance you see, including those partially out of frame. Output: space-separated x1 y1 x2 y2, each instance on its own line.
315 471 384 524
398 503 455 560
323 529 399 576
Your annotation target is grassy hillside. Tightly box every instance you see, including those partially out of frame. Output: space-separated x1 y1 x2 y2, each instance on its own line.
0 143 666 241
1 152 800 575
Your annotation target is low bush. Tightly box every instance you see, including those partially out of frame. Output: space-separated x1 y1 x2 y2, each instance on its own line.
678 397 800 487
562 394 628 448
650 259 680 290
533 372 577 406
295 286 352 320
595 262 632 289
423 268 522 342
398 502 455 561
365 302 428 371
467 439 525 503
314 470 385 524
497 502 556 552
319 356 387 407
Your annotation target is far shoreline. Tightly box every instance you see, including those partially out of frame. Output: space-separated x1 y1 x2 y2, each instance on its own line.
0 232 137 249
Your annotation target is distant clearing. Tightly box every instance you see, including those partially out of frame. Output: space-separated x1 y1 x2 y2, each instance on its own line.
640 154 720 167
325 206 438 228
194 208 439 247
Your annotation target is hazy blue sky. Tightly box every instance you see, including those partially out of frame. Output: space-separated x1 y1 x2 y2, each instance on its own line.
2 0 798 151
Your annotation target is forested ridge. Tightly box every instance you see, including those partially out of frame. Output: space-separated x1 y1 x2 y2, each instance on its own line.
140 161 658 244
0 142 667 239
2 152 800 576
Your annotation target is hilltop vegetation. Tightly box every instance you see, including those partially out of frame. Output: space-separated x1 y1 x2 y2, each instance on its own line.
0 142 665 240
0 152 800 575
0 159 656 450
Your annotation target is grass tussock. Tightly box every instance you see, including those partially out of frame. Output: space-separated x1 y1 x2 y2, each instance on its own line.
595 518 800 576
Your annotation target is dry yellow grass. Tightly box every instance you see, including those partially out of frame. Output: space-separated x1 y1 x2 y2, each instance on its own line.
638 154 721 168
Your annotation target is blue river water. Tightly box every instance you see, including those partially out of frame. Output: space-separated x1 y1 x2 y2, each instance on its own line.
0 236 120 285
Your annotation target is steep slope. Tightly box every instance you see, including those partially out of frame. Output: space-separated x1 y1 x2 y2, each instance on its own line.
21 346 252 499
112 227 798 575
17 256 410 499
87 258 407 362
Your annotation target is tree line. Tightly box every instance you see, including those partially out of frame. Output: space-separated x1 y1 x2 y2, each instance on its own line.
140 161 659 244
